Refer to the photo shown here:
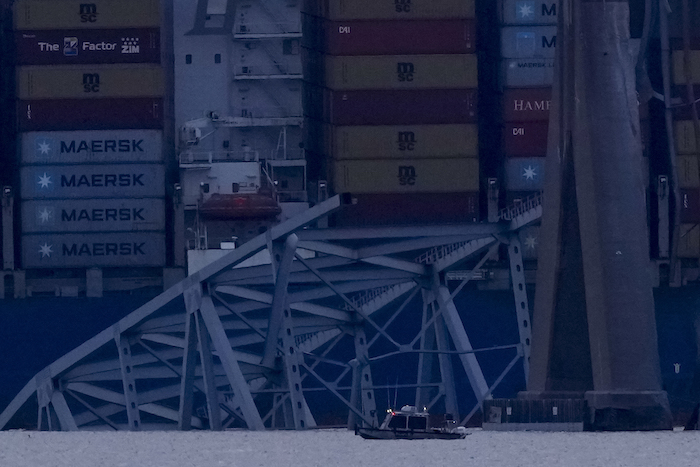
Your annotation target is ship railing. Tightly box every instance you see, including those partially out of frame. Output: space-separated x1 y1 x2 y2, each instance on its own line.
235 21 302 35
277 190 308 203
498 191 543 221
179 150 260 165
415 241 470 265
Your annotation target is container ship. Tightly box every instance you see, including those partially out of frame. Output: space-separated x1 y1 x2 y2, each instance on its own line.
0 0 699 430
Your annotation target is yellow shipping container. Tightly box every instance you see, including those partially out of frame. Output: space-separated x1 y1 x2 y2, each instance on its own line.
678 224 700 258
14 0 160 30
677 155 700 188
675 120 700 154
18 65 163 99
672 50 700 85
332 124 478 159
325 54 478 90
333 158 479 193
323 0 475 20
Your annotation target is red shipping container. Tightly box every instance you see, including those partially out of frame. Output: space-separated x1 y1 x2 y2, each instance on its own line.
681 189 700 223
306 87 477 125
503 88 552 122
335 192 479 226
322 19 476 55
16 28 161 65
503 122 549 157
18 98 163 131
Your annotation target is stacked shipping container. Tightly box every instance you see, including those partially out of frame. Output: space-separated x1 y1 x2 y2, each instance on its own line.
303 0 480 225
13 0 167 270
500 0 557 259
673 39 700 257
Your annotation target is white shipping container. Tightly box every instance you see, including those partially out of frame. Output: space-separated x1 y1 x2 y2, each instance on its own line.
22 232 166 268
501 26 557 59
501 0 558 25
20 164 165 199
502 58 554 87
21 130 163 164
21 198 166 233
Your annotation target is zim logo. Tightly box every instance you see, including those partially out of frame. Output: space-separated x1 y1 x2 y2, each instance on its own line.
397 62 414 82
83 73 100 93
80 4 98 23
398 166 416 185
121 37 140 54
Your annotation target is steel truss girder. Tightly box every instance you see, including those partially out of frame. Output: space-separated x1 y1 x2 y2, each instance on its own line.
0 195 542 431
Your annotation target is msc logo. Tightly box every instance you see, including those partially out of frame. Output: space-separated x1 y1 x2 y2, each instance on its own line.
83 73 100 93
397 63 414 82
398 166 416 185
395 0 412 13
80 4 98 23
397 132 416 151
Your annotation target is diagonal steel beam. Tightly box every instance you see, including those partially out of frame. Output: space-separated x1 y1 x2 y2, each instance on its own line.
199 292 265 430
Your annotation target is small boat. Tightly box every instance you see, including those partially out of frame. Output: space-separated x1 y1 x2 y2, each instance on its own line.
355 405 469 440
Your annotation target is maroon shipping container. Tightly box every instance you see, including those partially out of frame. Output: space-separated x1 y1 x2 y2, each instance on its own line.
503 88 552 122
18 98 163 131
16 29 160 65
319 19 476 55
503 122 549 157
305 87 477 125
335 192 479 226
681 189 700 223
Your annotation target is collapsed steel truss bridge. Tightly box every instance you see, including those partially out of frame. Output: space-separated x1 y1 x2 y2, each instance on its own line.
0 195 541 431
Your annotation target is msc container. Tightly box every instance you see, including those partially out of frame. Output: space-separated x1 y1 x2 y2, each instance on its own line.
501 26 557 59
20 163 165 200
325 54 478 90
678 224 700 258
16 28 160 65
18 98 163 131
17 65 163 99
22 198 166 233
680 189 700 223
21 232 166 268
14 0 160 30
673 50 700 85
333 158 479 193
501 0 558 25
306 0 476 20
335 191 479 226
503 122 549 157
305 87 477 125
503 88 551 122
504 157 545 190
677 155 700 188
518 225 539 260
21 129 163 164
332 124 478 159
675 120 699 154
313 18 476 55
502 58 554 87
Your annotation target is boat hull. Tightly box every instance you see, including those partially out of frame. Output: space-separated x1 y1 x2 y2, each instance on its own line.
355 427 467 440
